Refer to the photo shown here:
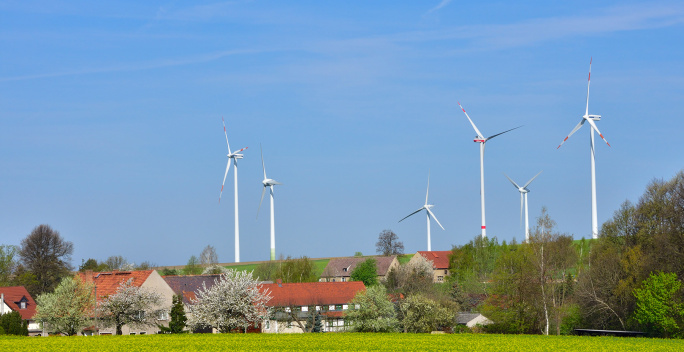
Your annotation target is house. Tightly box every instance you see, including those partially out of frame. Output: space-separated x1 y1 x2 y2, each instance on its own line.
456 313 492 328
319 256 399 283
78 270 176 335
162 274 223 333
0 286 41 336
409 251 452 282
260 280 365 333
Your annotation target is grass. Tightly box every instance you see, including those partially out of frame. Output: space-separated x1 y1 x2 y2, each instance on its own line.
3 333 682 352
397 254 414 265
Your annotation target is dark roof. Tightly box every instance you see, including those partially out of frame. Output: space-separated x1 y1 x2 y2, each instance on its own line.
260 281 365 307
320 256 397 278
416 251 451 269
0 286 37 320
163 275 222 304
77 270 154 302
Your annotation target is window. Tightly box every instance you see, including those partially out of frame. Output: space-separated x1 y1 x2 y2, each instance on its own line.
342 305 348 310
342 267 347 272
294 306 301 312
130 332 136 335
444 269 448 274
341 277 346 282
315 306 321 311
335 305 343 311
139 332 146 335
135 311 145 320
329 305 335 311
20 302 26 309
301 306 308 312
265 320 270 330
355 304 360 310
157 311 169 320
437 276 444 282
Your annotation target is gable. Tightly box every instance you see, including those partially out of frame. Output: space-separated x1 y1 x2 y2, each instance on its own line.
0 286 37 320
77 270 154 301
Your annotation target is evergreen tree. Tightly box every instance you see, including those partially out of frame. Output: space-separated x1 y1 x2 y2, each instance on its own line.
159 295 187 333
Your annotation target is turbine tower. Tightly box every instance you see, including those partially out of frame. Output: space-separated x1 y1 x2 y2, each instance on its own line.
504 171 542 242
557 58 611 239
398 173 445 251
458 102 521 238
257 145 281 261
219 117 248 263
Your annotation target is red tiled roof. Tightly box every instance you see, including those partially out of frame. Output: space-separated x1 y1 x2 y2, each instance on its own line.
320 256 397 278
0 286 37 320
416 251 451 269
260 281 365 307
76 270 154 301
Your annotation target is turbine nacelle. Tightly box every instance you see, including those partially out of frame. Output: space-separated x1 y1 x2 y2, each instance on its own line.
262 179 281 187
584 114 601 121
228 153 245 159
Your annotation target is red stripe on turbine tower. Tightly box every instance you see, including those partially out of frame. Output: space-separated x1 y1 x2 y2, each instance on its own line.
481 226 486 229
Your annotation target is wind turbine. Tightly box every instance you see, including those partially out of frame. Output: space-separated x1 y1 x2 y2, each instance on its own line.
557 58 611 239
219 117 248 263
257 145 281 261
458 102 521 238
504 171 542 242
398 173 445 251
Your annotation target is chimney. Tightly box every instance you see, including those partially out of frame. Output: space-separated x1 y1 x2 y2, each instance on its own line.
276 279 282 287
1 293 4 315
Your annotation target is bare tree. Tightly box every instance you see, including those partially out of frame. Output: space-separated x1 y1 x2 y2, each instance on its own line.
375 230 404 256
19 224 74 296
200 245 218 266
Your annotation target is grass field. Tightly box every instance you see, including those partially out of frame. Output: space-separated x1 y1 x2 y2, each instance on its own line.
4 333 681 352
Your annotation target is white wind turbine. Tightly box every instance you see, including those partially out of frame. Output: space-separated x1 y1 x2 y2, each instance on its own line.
398 173 445 251
219 117 248 263
504 171 542 242
557 58 611 239
257 145 281 261
458 102 521 238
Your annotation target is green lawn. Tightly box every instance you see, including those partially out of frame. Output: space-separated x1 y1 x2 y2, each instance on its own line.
3 333 682 352
397 254 414 265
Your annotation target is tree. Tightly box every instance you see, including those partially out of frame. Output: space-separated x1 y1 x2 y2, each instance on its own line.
305 310 323 333
633 272 684 337
399 294 456 333
350 258 378 286
104 256 128 271
159 294 187 334
253 261 278 281
376 230 404 256
200 245 218 267
0 311 28 336
275 256 318 283
385 254 434 296
19 224 74 296
187 270 271 333
0 245 18 286
345 285 398 332
96 278 163 335
78 258 109 272
183 255 203 275
34 276 95 336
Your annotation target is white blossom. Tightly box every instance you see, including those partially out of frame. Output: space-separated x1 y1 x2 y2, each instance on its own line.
96 278 163 335
188 270 271 333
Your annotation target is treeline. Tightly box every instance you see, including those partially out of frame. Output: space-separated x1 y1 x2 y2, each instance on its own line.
449 170 684 337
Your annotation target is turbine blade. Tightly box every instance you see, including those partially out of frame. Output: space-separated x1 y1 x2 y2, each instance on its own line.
426 208 445 230
235 146 248 153
222 117 232 154
257 186 266 219
504 173 521 189
425 172 430 205
260 144 267 179
486 125 522 141
585 118 611 147
586 57 592 117
399 207 425 223
523 171 543 189
457 102 484 139
219 161 231 203
557 119 586 149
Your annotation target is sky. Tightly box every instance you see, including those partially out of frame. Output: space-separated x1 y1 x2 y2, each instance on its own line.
1 1 683 267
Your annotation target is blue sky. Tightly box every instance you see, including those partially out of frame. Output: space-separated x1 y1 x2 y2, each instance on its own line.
1 1 683 267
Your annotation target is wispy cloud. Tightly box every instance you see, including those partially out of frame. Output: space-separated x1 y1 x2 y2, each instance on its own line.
408 3 684 50
424 0 453 16
0 48 265 82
